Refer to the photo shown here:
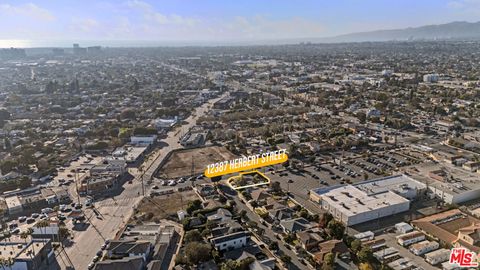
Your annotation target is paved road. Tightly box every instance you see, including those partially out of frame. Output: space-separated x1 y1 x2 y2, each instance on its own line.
226 192 307 270
379 233 438 270
58 91 227 270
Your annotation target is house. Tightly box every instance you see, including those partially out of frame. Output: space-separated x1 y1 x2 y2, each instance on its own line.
268 207 295 221
250 190 271 205
94 256 145 270
297 231 324 251
206 208 233 224
211 231 250 252
106 240 152 261
211 220 244 238
280 218 311 233
313 239 350 265
198 185 217 197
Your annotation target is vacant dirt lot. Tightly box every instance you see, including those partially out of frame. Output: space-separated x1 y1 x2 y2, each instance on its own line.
132 190 199 223
157 145 236 179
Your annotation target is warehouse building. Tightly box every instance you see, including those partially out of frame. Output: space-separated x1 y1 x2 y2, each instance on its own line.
310 175 426 226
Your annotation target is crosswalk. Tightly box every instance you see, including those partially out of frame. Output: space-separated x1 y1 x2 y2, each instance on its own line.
95 196 138 208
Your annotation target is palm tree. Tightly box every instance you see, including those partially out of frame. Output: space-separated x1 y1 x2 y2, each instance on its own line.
58 227 70 243
0 256 14 270
36 220 49 244
19 231 28 245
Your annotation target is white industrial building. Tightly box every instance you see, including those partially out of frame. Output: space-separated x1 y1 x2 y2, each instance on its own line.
423 73 439 83
310 175 426 226
410 162 480 204
425 248 450 265
130 135 157 146
315 185 410 226
409 240 439 256
397 231 425 247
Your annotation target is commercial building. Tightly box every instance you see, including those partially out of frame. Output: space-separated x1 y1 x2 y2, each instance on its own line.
409 240 439 256
424 248 450 265
409 162 480 204
130 135 157 146
412 209 480 253
0 237 52 270
396 231 425 247
423 74 439 83
112 146 148 164
154 118 178 129
310 175 425 226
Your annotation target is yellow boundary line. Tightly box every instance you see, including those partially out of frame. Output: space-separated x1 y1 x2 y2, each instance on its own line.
226 170 271 190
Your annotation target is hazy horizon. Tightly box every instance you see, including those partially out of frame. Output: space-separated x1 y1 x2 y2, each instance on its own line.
1 0 480 48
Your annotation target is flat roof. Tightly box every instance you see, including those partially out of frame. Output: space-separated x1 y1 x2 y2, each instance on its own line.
319 185 409 217
0 239 48 260
5 196 21 209
409 162 480 195
354 175 426 195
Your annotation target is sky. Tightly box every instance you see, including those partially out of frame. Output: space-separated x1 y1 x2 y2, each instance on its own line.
0 0 479 47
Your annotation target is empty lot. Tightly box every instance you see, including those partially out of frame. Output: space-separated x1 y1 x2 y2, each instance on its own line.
156 145 236 179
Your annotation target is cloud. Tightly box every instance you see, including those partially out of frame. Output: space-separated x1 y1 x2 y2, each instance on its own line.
126 0 199 26
69 18 100 33
447 0 480 14
0 3 55 21
223 15 325 40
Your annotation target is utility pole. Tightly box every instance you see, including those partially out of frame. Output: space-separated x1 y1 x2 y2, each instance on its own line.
140 166 145 196
75 168 80 204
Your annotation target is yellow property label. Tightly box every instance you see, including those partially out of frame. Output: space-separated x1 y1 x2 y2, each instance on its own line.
205 149 288 178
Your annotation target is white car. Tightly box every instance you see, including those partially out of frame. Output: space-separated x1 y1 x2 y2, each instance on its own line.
168 180 176 186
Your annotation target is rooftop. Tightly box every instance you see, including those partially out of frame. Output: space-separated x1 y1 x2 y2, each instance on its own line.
318 185 409 217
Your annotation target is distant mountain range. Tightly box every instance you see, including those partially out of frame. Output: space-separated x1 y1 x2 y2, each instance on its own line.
316 21 480 43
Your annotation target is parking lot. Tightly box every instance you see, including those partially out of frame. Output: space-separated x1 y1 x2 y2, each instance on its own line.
6 201 87 238
46 154 103 189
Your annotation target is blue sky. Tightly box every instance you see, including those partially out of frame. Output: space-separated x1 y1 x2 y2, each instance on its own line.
0 0 479 46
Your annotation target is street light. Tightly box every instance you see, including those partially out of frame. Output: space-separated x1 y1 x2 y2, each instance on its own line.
287 179 294 193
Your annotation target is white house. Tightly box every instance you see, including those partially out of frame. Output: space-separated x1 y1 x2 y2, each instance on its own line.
210 231 249 252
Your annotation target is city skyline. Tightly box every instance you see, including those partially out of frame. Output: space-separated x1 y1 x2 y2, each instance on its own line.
1 0 480 47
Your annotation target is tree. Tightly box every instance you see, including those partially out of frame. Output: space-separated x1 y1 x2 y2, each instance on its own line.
319 212 333 228
184 229 202 243
36 220 50 239
184 242 211 265
271 181 282 193
268 241 279 251
351 239 362 253
58 226 71 241
280 255 291 265
120 109 136 120
239 210 248 221
359 263 374 270
283 233 296 244
327 220 345 240
323 252 335 267
358 246 373 263
186 199 202 214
